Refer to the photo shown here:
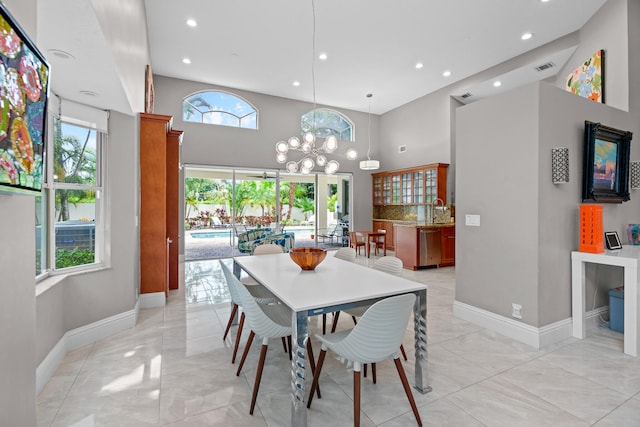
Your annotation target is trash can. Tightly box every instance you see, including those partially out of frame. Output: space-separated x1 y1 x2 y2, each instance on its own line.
608 286 624 333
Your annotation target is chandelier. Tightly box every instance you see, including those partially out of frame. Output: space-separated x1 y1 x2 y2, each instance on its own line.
274 0 357 175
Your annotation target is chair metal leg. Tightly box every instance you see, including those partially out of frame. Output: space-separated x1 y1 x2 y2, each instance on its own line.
307 348 327 408
306 339 321 399
330 311 340 333
281 337 287 353
249 343 269 415
354 369 361 427
364 363 367 378
372 363 377 384
236 330 255 376
287 335 292 360
400 344 408 361
231 312 245 364
394 358 423 427
223 303 238 341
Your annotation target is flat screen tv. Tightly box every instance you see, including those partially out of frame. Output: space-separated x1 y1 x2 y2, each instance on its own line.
0 2 50 195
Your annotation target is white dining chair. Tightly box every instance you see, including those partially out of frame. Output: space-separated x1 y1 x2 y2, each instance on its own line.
330 256 408 378
219 261 320 414
334 247 357 262
220 261 281 364
253 243 284 255
307 294 423 427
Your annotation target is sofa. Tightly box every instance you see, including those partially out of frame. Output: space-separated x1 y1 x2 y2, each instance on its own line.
237 229 295 254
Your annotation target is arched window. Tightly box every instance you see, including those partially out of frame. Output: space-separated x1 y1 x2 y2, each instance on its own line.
301 109 353 141
183 91 258 129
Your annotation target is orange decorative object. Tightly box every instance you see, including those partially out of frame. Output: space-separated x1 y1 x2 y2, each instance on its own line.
579 204 604 253
289 247 327 270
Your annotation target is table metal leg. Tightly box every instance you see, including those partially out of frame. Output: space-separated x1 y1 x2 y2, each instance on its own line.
413 288 431 393
291 311 309 426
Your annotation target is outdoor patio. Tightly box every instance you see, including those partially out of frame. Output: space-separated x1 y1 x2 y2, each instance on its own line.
184 226 347 261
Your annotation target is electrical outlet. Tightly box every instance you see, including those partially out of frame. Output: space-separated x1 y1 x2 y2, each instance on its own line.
512 303 522 319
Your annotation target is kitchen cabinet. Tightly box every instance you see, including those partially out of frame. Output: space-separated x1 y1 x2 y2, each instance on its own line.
394 224 454 270
372 163 448 206
440 225 455 266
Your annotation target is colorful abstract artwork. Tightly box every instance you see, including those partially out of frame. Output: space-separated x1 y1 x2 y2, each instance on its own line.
565 50 604 103
0 5 49 194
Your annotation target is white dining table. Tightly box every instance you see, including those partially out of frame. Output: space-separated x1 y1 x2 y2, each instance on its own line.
234 252 430 426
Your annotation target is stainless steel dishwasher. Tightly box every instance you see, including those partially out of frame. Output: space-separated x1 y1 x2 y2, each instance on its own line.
419 229 442 266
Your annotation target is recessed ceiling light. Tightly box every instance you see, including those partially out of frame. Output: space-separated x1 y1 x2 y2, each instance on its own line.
493 81 502 87
415 62 424 69
186 19 197 27
443 70 451 77
182 58 191 64
521 32 533 40
540 0 551 3
48 49 75 60
319 53 327 60
293 81 300 87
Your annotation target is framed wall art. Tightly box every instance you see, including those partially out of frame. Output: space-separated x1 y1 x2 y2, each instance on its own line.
582 121 632 203
566 49 605 103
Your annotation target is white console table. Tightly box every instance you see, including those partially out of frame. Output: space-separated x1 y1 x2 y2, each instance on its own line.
571 246 640 357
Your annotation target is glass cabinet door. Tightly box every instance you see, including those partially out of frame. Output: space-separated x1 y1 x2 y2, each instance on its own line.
424 168 436 204
391 174 401 204
373 175 383 205
382 175 391 205
412 170 423 203
402 172 412 204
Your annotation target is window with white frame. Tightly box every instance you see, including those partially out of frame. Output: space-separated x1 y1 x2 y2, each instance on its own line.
183 90 258 129
36 99 106 277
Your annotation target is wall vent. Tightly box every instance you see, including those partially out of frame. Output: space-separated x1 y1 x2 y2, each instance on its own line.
398 145 407 153
535 62 555 72
459 92 472 99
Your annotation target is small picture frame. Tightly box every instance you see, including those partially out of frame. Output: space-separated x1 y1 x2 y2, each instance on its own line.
605 231 622 250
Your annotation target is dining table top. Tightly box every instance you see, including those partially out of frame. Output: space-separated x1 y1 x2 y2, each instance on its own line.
234 252 426 313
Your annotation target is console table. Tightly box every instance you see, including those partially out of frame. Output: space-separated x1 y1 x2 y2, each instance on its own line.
571 246 640 356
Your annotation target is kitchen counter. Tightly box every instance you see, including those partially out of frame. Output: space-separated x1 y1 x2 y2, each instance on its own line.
392 222 455 269
393 222 455 229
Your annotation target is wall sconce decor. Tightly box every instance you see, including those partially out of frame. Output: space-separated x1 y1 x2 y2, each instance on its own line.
631 161 640 189
551 147 569 184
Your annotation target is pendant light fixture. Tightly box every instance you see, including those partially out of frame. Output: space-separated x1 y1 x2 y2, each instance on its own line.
274 0 357 175
359 93 380 170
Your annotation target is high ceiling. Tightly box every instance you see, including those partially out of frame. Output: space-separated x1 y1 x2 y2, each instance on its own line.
37 0 607 116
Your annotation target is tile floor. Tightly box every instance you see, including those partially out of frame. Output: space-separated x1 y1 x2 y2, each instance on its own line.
37 254 640 426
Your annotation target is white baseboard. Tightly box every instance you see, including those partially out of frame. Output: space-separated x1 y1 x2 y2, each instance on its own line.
36 300 139 395
139 292 166 308
452 300 593 349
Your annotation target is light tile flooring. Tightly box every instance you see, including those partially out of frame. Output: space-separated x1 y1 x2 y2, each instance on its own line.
37 254 640 426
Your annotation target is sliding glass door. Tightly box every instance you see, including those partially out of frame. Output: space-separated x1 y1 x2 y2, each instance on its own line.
184 165 351 261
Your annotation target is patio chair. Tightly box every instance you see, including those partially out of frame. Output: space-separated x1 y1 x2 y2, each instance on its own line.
318 223 341 245
307 294 423 427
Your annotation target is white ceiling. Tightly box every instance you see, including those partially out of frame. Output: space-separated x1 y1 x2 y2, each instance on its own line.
36 0 607 116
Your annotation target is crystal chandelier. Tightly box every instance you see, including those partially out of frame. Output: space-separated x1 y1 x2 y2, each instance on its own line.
274 0 357 175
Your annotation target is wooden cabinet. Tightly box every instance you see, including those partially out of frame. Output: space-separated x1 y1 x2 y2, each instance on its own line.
372 163 448 206
372 220 395 250
140 113 183 296
440 225 455 266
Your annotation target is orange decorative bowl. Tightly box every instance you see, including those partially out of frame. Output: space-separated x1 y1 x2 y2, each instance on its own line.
289 247 327 270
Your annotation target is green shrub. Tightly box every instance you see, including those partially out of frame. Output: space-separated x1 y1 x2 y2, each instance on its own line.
56 248 95 269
